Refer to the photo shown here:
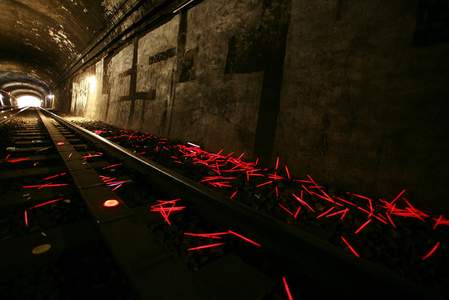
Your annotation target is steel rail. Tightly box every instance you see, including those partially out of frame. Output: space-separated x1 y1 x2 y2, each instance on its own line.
0 107 29 125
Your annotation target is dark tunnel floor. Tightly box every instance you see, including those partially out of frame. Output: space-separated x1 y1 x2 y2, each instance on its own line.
61 115 449 295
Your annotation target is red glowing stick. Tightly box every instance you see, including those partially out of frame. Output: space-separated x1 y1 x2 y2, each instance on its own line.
433 215 449 230
7 157 30 163
208 181 232 188
275 157 280 170
340 236 360 258
268 174 285 181
326 208 349 220
292 193 315 212
421 242 441 260
24 210 29 226
293 207 301 219
391 189 406 205
230 190 238 200
373 214 388 224
285 165 292 180
402 199 429 221
354 219 372 235
335 196 358 207
316 207 335 219
184 232 228 239
103 163 122 170
30 197 65 209
282 276 294 300
228 230 261 247
187 242 225 251
152 199 181 206
42 172 67 181
158 206 171 225
279 203 296 217
296 179 313 184
22 183 69 189
347 192 372 202
385 212 397 229
256 180 273 188
83 152 103 159
150 207 186 213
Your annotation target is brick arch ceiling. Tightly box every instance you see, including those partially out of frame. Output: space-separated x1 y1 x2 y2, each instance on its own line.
0 0 127 88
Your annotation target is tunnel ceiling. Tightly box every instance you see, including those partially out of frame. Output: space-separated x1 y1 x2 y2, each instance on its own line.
0 0 128 91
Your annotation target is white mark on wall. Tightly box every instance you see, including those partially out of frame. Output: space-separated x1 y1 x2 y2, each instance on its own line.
48 27 77 57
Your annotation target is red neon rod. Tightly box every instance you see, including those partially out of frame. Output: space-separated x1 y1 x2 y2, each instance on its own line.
354 219 372 235
187 242 225 251
326 208 349 220
282 276 294 300
256 180 273 188
385 212 397 229
275 157 280 170
150 207 186 213
184 232 228 239
391 189 406 205
421 242 441 260
285 165 292 180
42 172 67 181
433 215 449 230
279 203 296 217
291 193 314 212
341 236 360 258
150 207 185 212
335 196 358 207
152 199 182 206
228 230 261 247
31 197 65 209
230 190 238 200
103 163 122 170
22 183 69 189
293 207 301 219
24 210 29 226
7 157 30 163
316 207 334 219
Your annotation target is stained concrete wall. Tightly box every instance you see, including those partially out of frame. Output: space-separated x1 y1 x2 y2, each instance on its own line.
275 0 449 210
68 0 449 211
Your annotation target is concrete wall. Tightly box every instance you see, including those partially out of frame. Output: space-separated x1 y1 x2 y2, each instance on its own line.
275 0 449 210
67 0 449 211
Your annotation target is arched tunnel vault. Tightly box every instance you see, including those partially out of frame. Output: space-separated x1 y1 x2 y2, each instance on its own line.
0 0 127 94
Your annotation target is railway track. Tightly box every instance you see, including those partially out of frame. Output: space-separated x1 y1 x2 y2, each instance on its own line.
0 107 445 299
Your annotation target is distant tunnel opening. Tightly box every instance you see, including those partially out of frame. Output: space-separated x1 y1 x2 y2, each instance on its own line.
16 95 42 108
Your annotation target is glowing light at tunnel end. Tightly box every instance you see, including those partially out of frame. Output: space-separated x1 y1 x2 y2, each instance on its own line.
17 95 42 108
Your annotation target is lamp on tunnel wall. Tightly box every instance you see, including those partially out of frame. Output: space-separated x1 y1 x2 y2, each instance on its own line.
46 94 55 108
87 75 96 92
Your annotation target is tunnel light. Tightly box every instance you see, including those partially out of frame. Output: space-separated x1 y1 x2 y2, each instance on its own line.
17 95 42 108
47 94 55 100
87 75 96 91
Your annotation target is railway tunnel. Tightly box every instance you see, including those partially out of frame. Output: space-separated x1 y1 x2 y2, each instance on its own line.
1 0 449 299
